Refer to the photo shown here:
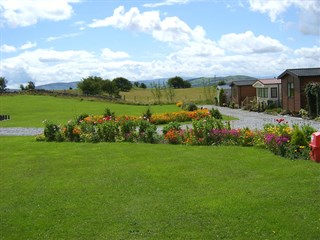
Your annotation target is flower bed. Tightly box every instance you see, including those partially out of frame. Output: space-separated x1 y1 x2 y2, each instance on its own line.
38 111 316 160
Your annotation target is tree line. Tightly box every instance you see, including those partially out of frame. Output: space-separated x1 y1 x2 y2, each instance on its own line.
0 75 191 95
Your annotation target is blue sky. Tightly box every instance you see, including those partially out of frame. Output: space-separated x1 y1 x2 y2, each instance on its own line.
0 0 319 88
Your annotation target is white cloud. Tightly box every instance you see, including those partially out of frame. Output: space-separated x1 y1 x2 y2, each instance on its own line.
294 46 320 60
0 0 80 27
248 0 320 35
101 48 130 60
19 41 37 50
0 44 16 52
143 0 190 8
46 32 82 42
2 43 319 89
219 31 287 54
88 6 207 44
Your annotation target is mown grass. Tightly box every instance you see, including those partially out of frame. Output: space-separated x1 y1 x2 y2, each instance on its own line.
0 95 180 127
1 136 319 239
0 94 234 127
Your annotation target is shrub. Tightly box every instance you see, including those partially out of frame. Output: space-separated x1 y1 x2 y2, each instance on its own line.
104 108 115 118
97 121 119 142
162 122 181 134
291 127 308 147
299 109 309 119
137 120 158 143
182 102 197 111
76 114 89 124
210 108 222 119
176 101 183 107
300 124 317 142
142 107 152 120
43 122 60 142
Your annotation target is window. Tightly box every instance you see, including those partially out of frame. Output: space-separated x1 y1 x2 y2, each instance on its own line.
288 82 294 97
271 87 277 98
258 88 268 98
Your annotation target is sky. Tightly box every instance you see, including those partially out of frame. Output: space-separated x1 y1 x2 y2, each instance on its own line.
0 0 319 88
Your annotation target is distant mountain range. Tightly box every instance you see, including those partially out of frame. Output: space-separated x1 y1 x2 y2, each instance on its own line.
36 75 257 90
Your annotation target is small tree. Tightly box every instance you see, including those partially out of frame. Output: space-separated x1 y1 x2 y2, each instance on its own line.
140 83 147 89
168 76 190 89
133 82 140 88
101 79 119 97
26 81 35 90
20 81 36 91
163 83 175 103
0 77 8 92
113 77 132 92
219 88 226 106
78 76 103 95
150 82 162 104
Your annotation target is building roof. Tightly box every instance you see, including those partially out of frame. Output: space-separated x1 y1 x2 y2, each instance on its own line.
217 85 231 90
278 68 320 79
257 79 281 85
230 80 256 87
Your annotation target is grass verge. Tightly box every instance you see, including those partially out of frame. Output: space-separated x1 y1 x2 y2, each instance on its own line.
0 95 235 127
0 137 319 239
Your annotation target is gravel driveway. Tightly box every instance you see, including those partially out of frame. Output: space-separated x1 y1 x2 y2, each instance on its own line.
202 105 320 131
1 106 319 136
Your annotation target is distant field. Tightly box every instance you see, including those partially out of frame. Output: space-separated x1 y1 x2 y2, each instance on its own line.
1 137 319 239
120 86 216 104
0 95 180 127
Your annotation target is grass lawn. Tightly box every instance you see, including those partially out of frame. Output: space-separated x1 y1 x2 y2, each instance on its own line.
1 136 319 239
0 95 235 127
0 95 180 127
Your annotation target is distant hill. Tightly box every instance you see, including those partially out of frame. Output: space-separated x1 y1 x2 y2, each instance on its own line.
36 81 79 90
35 75 257 90
187 75 257 87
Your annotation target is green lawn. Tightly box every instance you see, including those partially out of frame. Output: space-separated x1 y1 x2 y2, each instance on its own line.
1 137 319 239
0 95 235 127
0 95 180 127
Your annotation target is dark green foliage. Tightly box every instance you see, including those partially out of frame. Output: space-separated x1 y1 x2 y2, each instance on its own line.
305 82 320 118
140 83 147 89
182 102 197 111
291 127 308 147
162 122 181 134
43 122 60 142
300 124 317 142
78 76 104 95
142 107 152 120
137 120 158 143
217 80 226 86
76 113 89 123
218 89 225 106
210 108 222 119
97 121 119 142
104 108 115 118
0 76 8 92
113 77 132 92
101 80 119 97
167 76 191 88
20 81 36 91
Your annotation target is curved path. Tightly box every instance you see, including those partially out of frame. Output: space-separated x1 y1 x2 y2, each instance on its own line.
0 106 320 136
202 105 320 130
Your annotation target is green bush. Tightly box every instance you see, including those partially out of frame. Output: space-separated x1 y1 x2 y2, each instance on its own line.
43 122 60 142
182 102 197 111
210 108 222 119
162 122 182 134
